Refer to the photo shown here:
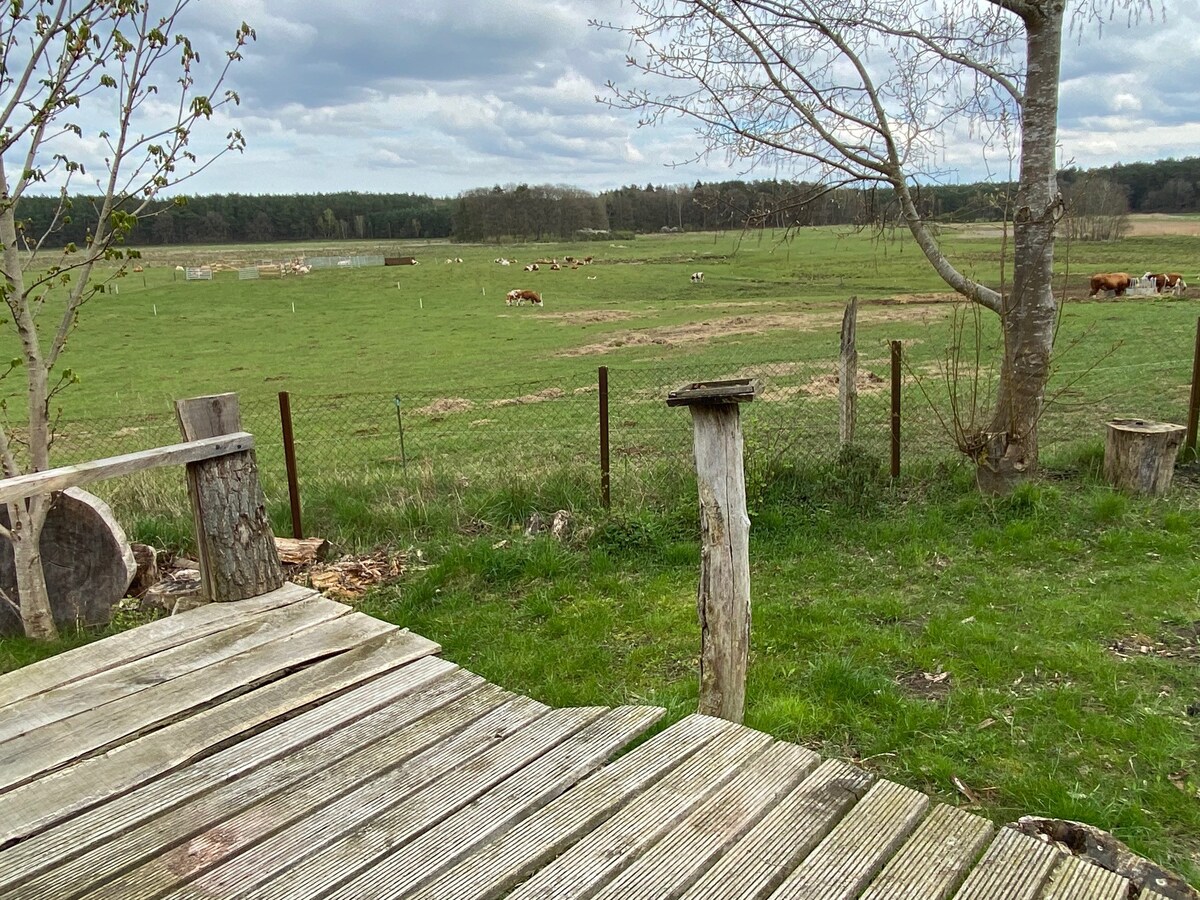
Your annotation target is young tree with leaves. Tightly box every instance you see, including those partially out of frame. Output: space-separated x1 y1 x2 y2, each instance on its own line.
0 0 253 639
601 0 1152 492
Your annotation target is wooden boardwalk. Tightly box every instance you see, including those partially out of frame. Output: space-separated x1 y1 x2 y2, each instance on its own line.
0 583 1140 900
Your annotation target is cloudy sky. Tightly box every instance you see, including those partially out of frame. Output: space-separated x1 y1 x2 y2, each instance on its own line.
49 0 1200 198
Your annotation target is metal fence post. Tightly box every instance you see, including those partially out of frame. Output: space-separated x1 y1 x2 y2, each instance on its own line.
599 366 611 508
1186 317 1200 460
278 391 303 539
890 340 902 478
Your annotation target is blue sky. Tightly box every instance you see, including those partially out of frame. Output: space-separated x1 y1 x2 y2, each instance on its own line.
64 0 1200 197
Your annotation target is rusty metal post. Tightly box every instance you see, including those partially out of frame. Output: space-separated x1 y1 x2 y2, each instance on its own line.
890 340 902 479
599 366 611 509
278 391 303 539
1187 318 1200 460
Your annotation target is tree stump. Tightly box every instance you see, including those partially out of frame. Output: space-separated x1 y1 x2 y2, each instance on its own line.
0 488 136 636
1103 419 1185 496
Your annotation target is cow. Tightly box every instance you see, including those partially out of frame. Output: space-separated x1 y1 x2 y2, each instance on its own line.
506 289 542 306
1143 272 1168 293
1166 273 1188 295
1089 272 1131 297
691 272 704 283
523 263 539 272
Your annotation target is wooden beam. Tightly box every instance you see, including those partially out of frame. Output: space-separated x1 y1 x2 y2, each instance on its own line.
0 433 255 504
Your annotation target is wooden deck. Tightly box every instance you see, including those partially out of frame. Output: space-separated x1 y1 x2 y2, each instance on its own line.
0 583 1140 900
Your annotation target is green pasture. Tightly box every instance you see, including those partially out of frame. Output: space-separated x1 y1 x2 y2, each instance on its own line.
2 225 1199 886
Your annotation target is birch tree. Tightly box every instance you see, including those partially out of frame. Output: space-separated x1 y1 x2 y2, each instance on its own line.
601 0 1151 492
0 0 252 639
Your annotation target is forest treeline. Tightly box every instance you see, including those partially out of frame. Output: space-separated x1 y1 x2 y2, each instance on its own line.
15 156 1200 247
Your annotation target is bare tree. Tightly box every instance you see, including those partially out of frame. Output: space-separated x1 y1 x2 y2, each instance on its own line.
600 0 1151 492
0 1 253 639
1064 175 1131 241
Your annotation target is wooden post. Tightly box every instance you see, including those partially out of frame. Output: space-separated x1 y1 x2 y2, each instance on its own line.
599 366 611 509
278 391 303 539
890 340 902 479
667 379 755 723
1186 317 1200 460
839 297 858 448
176 393 283 602
1103 418 1186 496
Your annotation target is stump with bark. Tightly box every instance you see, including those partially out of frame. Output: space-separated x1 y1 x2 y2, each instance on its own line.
1103 419 1185 496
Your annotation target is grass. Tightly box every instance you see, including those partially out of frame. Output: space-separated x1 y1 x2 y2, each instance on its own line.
2 223 1199 886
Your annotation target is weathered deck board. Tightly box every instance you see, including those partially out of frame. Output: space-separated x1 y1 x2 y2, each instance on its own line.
1 626 439 843
0 611 396 792
406 714 732 900
1038 854 1130 900
0 583 315 708
0 594 349 743
858 802 995 900
0 588 1177 900
0 654 462 893
952 827 1062 900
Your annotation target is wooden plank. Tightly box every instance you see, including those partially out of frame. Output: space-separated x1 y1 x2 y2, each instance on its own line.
859 803 995 900
0 432 256 504
0 612 396 791
407 714 732 900
325 705 665 900
770 778 931 900
586 741 819 900
197 706 603 900
1038 855 1129 900
0 654 462 892
1139 891 1176 900
0 583 318 708
67 686 532 900
0 626 438 844
951 827 1062 900
504 724 774 900
0 594 350 742
680 758 874 900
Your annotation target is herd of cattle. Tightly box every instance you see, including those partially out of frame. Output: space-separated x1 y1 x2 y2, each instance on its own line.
1089 271 1188 298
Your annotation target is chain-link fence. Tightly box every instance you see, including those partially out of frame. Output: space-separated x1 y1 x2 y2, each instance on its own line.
32 338 1200 528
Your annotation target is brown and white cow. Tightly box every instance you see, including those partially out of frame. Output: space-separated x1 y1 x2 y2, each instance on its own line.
506 289 542 306
1166 273 1188 295
1089 272 1132 297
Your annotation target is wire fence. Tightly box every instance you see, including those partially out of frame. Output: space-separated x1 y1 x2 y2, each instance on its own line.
37 335 1198 529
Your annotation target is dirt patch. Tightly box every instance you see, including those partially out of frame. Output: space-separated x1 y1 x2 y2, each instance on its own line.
490 387 566 407
798 370 887 399
543 310 637 325
1108 623 1200 663
878 292 962 305
1125 214 1200 236
290 549 411 601
415 397 474 416
556 312 841 356
896 670 952 701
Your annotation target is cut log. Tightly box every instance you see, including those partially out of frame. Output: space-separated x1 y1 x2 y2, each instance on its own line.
1103 419 1186 496
129 543 160 598
0 488 135 636
275 536 331 566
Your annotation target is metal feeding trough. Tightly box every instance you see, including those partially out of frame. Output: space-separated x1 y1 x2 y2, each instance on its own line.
665 378 758 407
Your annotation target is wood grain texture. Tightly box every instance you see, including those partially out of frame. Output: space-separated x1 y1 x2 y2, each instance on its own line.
951 827 1061 900
859 803 995 900
0 626 437 844
0 655 459 893
689 403 751 723
1038 855 1129 900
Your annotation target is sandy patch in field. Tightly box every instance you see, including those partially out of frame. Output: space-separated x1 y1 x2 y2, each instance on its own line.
490 387 566 407
1125 214 1200 236
543 310 638 325
879 292 962 304
415 398 474 416
556 312 842 356
800 370 887 399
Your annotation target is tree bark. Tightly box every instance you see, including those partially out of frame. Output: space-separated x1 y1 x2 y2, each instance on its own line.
8 502 56 640
977 3 1065 495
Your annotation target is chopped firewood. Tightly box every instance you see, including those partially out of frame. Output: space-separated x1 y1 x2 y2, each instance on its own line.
274 536 331 566
296 549 407 601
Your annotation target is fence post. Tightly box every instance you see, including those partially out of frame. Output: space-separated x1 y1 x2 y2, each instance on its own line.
278 391 303 539
176 393 283 603
599 366 611 509
839 297 858 448
890 340 902 479
1186 317 1200 460
667 379 756 724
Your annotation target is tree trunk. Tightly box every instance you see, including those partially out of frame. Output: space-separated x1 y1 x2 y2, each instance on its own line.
8 502 56 640
977 4 1065 495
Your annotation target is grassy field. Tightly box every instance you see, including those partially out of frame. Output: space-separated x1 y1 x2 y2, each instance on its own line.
1 222 1198 886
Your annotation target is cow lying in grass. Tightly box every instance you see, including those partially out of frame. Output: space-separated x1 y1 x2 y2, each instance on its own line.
506 289 542 306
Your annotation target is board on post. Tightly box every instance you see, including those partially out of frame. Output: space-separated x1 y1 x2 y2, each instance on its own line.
667 379 756 723
175 393 283 603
